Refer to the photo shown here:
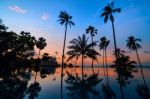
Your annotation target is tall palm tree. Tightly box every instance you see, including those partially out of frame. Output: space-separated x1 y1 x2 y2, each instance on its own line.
126 36 146 84
99 37 110 84
36 37 47 59
58 11 75 76
58 11 74 99
67 34 100 80
101 2 121 58
86 26 98 74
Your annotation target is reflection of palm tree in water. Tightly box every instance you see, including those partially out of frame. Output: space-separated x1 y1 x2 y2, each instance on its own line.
27 62 41 99
65 72 102 99
111 49 137 99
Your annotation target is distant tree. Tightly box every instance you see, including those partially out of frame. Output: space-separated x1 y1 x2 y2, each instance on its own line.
36 37 47 59
42 53 50 61
99 37 110 84
86 25 97 74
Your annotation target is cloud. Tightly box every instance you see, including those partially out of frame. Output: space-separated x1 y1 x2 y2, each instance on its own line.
8 5 27 14
41 13 49 20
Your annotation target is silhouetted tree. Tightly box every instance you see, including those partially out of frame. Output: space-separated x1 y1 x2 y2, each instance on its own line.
126 36 146 84
67 34 100 80
58 11 75 99
101 2 121 58
36 37 47 59
99 37 110 84
86 26 98 74
42 53 50 61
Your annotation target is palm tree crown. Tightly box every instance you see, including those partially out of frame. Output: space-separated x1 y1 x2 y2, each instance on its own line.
126 36 142 51
86 26 97 36
58 11 75 27
101 2 121 23
99 37 110 50
67 34 100 62
36 37 47 50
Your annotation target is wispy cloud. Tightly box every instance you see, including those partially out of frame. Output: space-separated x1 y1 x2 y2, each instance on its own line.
8 5 27 14
41 13 49 20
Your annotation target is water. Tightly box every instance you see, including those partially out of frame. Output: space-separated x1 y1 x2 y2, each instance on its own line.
0 66 150 99
24 67 150 99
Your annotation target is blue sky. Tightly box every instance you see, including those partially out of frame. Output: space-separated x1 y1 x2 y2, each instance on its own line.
0 0 150 65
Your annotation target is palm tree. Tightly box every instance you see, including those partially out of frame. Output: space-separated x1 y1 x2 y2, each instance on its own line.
36 37 47 59
58 11 75 76
86 26 98 74
58 11 74 99
99 37 110 84
126 36 146 84
101 2 121 58
67 34 100 80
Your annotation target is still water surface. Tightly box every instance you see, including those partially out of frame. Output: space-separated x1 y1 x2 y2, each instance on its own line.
23 67 150 99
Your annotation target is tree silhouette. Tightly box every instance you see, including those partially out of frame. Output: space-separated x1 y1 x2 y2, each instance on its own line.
58 11 75 99
67 34 100 80
101 2 121 58
99 37 110 84
86 25 98 74
36 37 47 59
126 36 146 84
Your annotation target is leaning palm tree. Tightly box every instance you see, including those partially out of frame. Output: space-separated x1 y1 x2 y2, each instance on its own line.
86 26 98 74
58 11 75 99
36 37 47 59
126 36 146 84
101 2 121 58
67 34 100 80
99 37 110 84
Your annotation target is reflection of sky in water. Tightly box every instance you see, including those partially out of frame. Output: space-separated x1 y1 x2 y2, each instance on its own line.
24 67 150 99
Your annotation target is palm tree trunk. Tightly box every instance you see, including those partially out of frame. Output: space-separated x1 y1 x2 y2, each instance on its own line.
111 21 118 58
91 35 94 74
120 80 125 99
38 49 41 59
81 54 84 81
61 25 68 99
105 47 109 84
75 60 77 74
102 49 106 83
135 49 146 85
35 71 37 83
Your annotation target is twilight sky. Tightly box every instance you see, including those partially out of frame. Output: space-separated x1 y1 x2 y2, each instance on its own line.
0 0 150 65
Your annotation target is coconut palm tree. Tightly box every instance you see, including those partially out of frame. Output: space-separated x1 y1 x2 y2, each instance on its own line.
101 2 121 58
36 37 47 59
86 26 98 74
58 11 74 99
99 37 110 84
67 34 100 80
126 36 146 84
58 11 75 76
